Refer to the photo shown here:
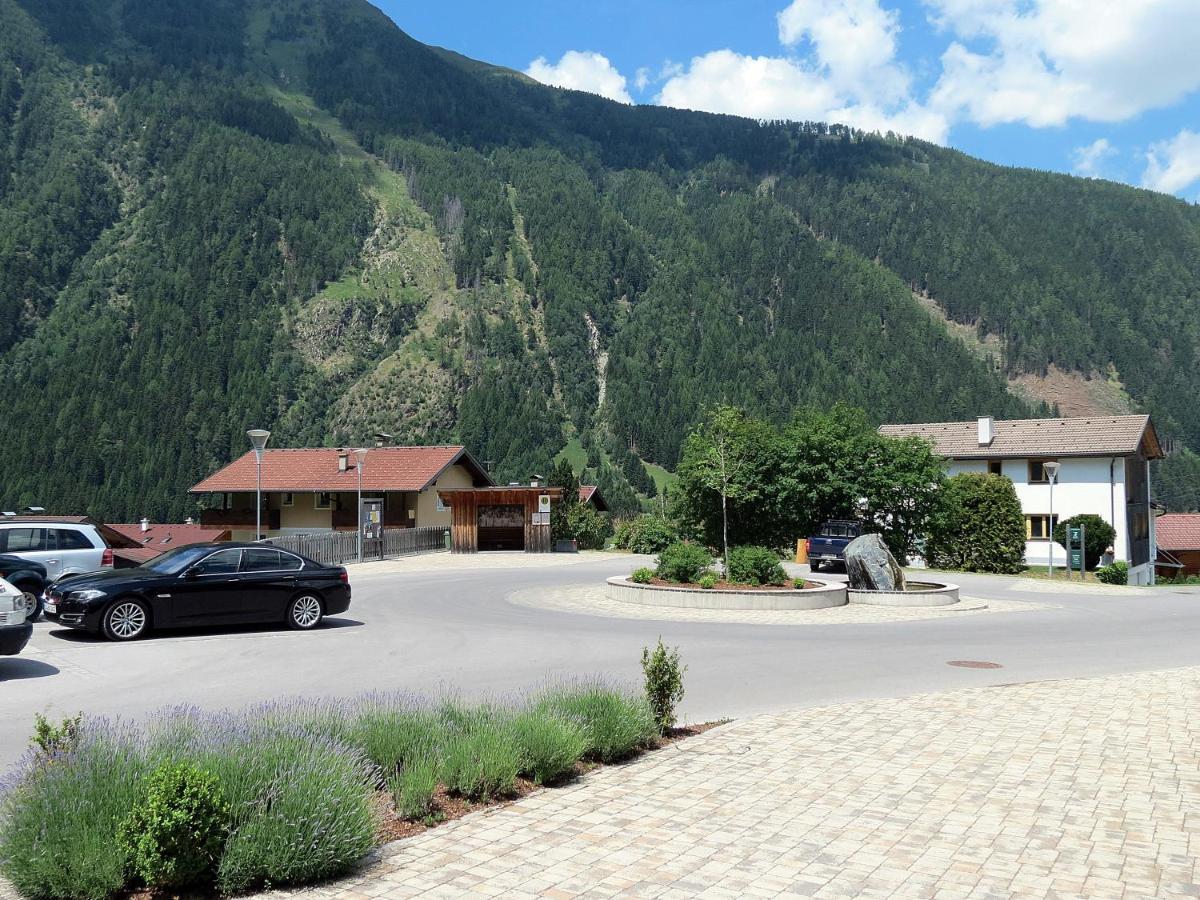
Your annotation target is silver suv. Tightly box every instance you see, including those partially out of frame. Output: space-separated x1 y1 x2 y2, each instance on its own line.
0 521 112 582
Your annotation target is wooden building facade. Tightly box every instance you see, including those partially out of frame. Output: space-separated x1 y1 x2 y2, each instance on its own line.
438 487 564 553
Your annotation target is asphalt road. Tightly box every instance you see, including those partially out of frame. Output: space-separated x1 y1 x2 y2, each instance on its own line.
2 553 1199 769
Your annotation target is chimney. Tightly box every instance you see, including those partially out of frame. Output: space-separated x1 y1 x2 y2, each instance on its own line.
977 416 995 447
338 450 349 472
140 517 150 533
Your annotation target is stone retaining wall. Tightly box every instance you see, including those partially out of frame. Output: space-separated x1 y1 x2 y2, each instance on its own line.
848 581 960 607
606 577 848 610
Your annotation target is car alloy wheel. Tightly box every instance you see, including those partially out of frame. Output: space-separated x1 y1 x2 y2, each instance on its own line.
288 594 323 630
104 600 148 641
20 590 40 622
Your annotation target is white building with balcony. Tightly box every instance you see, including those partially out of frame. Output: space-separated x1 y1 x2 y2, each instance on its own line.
880 415 1164 585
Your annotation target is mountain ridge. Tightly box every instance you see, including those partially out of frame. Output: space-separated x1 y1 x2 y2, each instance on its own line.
1 0 1198 519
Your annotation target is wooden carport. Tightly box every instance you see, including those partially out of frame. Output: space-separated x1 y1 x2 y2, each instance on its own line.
437 487 564 553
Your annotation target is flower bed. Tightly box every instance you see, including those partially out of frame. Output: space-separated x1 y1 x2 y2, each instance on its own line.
0 682 673 899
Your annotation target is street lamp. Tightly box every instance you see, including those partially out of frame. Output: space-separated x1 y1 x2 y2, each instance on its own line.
1044 461 1061 576
247 429 271 540
354 448 369 562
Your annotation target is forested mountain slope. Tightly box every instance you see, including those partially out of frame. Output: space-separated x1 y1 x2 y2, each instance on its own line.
1 0 1197 519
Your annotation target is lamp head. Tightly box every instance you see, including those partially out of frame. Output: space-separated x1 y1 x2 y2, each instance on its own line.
247 429 271 452
354 447 369 465
1043 461 1060 482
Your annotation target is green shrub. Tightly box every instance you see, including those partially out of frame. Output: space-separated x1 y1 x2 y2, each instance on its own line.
1053 514 1117 570
567 504 614 550
614 516 679 554
698 572 717 589
437 707 521 801
31 712 82 759
792 578 807 589
1096 560 1129 585
726 546 787 585
926 473 1026 574
345 702 445 778
655 541 713 584
641 639 686 734
389 756 439 820
538 683 656 763
211 728 376 895
118 762 228 889
630 567 654 584
511 712 587 784
0 722 145 900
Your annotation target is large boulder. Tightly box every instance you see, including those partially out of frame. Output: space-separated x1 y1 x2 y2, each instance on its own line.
843 533 906 592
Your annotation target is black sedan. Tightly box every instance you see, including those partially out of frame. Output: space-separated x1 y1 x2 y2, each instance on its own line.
43 543 351 641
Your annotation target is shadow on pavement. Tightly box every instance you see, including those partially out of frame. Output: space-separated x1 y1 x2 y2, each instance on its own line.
45 617 365 644
0 658 60 681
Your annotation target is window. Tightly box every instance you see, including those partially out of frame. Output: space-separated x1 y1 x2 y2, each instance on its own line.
314 493 332 510
1 528 48 552
988 460 1003 476
1028 459 1058 483
278 552 304 571
281 493 294 507
1026 515 1059 541
55 529 95 550
191 549 242 575
436 495 448 512
240 548 283 572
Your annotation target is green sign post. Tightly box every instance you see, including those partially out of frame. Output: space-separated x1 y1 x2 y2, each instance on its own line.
1067 525 1086 578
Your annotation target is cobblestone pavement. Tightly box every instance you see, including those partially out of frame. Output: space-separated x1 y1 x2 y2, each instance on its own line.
263 667 1199 900
507 584 1051 625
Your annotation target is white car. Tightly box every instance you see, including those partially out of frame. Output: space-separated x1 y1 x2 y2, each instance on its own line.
0 521 113 581
0 577 32 656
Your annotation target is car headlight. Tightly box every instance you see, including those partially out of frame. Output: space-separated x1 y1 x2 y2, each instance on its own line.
67 590 107 602
0 596 18 613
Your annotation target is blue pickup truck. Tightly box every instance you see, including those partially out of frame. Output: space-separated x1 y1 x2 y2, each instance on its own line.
806 520 862 571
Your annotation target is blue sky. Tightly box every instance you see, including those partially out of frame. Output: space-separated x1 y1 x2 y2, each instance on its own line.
380 0 1200 201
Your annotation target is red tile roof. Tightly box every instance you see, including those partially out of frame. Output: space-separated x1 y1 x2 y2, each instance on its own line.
109 523 230 549
190 446 491 494
1156 514 1200 551
578 485 608 511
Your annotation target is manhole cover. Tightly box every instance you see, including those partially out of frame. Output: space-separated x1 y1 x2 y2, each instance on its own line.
946 660 1003 669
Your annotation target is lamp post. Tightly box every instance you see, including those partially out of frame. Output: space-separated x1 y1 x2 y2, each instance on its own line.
1044 461 1061 576
355 448 369 563
247 429 271 541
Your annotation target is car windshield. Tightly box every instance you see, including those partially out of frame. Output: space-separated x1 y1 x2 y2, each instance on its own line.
137 546 215 575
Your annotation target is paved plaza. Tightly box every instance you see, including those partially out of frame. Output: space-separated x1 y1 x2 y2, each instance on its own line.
267 666 1200 899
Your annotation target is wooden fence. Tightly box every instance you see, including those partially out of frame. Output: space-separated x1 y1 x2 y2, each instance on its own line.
265 526 448 567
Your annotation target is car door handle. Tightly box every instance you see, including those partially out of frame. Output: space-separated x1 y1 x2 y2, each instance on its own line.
47 559 59 564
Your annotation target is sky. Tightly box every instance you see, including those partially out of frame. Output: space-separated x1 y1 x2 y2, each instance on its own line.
377 0 1200 201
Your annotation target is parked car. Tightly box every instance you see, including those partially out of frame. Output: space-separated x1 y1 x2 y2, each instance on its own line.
0 554 47 622
0 577 32 656
0 521 113 583
806 520 862 571
43 543 351 641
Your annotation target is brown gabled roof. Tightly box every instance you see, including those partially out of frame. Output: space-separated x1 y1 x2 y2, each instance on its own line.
879 415 1163 460
578 485 608 511
109 523 230 548
190 446 493 494
1156 514 1200 551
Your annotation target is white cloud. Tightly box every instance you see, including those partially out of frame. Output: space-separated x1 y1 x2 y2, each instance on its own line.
926 0 1200 128
1071 138 1117 178
657 0 949 143
1142 130 1200 194
634 67 652 92
526 51 633 104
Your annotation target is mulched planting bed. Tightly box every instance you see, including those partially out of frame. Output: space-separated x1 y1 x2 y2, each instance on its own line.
641 577 822 591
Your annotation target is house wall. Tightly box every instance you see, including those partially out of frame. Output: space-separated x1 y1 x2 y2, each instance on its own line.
947 456 1130 571
276 493 334 534
416 464 475 527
